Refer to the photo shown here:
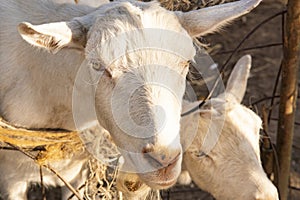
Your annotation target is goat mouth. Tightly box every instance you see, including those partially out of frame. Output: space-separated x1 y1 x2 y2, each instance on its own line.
144 152 181 169
139 155 181 189
147 178 177 189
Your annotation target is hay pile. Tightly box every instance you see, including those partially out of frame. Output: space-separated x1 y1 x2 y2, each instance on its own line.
83 158 120 199
0 118 83 165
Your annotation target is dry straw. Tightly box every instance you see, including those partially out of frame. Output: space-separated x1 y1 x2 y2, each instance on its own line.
0 117 83 165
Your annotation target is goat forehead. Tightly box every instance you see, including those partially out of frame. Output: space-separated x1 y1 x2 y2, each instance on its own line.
222 105 261 157
86 1 195 67
99 0 184 31
226 104 262 132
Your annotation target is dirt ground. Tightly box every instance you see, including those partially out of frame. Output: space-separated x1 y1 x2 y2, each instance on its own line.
5 0 299 199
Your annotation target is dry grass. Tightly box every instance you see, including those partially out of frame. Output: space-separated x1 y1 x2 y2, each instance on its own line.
82 159 120 200
0 117 83 165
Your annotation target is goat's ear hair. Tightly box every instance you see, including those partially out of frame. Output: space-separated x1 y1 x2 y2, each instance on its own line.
18 20 87 54
176 0 261 37
225 55 252 103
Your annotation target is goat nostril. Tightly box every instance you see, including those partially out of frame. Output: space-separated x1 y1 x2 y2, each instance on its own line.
142 143 154 154
168 153 180 166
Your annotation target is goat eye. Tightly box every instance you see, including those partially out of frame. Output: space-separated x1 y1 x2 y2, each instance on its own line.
187 60 192 66
183 61 190 68
194 151 207 158
90 62 102 71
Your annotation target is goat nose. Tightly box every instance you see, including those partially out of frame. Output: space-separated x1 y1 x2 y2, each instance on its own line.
142 143 155 154
255 182 279 200
142 144 181 168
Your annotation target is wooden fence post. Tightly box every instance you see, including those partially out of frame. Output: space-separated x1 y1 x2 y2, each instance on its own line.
276 0 300 199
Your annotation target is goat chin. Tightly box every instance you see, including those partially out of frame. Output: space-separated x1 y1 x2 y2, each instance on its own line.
177 170 192 185
116 172 152 199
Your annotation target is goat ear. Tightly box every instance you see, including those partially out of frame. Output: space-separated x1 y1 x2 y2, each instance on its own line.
176 0 261 37
18 20 87 54
225 55 252 103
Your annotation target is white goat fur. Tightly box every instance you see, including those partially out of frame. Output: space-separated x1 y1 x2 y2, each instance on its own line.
0 0 262 199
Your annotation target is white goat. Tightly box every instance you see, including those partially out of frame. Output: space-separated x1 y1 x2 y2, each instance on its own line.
180 55 279 200
117 56 279 200
0 0 261 199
